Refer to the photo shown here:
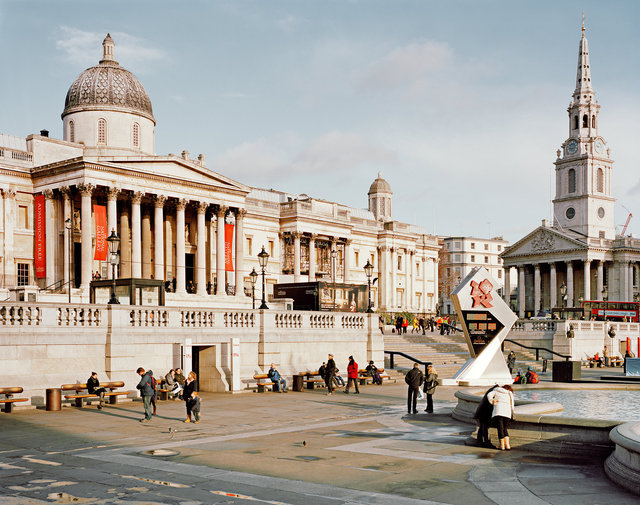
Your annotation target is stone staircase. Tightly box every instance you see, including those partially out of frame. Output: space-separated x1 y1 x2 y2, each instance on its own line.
384 329 545 378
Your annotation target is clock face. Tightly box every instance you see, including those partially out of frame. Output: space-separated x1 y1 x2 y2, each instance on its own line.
566 207 576 220
566 139 579 155
598 207 605 218
595 140 604 153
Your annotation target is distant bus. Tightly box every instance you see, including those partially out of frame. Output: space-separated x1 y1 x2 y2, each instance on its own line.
582 300 639 322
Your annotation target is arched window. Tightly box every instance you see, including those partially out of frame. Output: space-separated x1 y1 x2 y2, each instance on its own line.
592 115 596 128
573 115 579 130
69 120 75 143
582 114 588 128
132 122 140 148
379 198 385 216
597 168 604 192
97 118 107 144
568 168 576 193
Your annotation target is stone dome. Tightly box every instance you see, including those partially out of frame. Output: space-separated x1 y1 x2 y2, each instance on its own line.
61 34 155 123
368 172 392 195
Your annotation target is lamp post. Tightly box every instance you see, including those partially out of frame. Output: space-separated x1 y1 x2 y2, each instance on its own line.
258 246 269 310
249 267 258 310
364 259 374 313
65 218 72 303
106 229 120 304
331 249 337 310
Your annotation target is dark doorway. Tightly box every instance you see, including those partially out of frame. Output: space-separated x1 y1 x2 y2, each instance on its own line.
191 346 201 392
74 242 81 288
186 253 195 291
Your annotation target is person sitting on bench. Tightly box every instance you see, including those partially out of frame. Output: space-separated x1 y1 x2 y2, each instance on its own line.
87 372 107 410
165 369 182 399
267 363 287 392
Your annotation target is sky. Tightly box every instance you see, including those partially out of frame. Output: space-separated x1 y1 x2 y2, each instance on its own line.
1 0 640 244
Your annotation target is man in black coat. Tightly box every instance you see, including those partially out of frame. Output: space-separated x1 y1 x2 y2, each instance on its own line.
87 372 107 410
405 363 424 414
325 354 336 395
474 384 498 448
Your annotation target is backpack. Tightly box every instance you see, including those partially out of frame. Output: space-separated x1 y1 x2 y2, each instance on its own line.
150 376 157 389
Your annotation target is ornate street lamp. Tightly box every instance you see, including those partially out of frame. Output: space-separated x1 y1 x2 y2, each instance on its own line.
107 229 120 304
364 260 374 313
258 246 269 310
249 267 258 310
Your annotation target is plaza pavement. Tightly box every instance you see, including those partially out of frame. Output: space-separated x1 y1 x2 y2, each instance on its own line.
0 373 637 505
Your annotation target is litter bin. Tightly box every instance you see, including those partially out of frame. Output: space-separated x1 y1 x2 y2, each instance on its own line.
293 374 304 392
46 388 61 411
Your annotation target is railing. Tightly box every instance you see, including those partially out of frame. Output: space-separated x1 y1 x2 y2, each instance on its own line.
181 310 215 327
341 315 365 329
275 313 302 328
385 350 432 374
0 305 41 325
502 338 570 361
57 307 101 326
224 311 254 328
309 314 334 328
130 309 168 327
40 278 73 293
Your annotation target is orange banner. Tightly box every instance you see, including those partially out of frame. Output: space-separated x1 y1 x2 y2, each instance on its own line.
225 223 234 272
34 194 46 278
93 204 108 261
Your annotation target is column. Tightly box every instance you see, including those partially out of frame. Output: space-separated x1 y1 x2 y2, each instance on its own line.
120 208 131 278
154 195 166 281
629 262 634 301
408 250 414 309
208 216 215 290
44 189 55 287
2 189 16 287
566 261 574 307
635 264 640 300
196 202 207 295
390 248 397 309
164 211 173 283
534 264 541 313
597 261 604 299
79 183 94 292
175 199 187 294
423 257 428 312
106 187 119 280
293 232 301 282
518 265 525 318
61 187 71 291
234 208 246 295
433 258 439 313
308 234 317 281
549 263 557 309
216 205 227 296
504 266 511 304
344 240 351 283
584 259 591 301
379 247 387 309
131 192 142 278
141 207 152 279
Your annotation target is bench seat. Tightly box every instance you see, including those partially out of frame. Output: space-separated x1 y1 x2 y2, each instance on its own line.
61 381 127 407
0 386 28 413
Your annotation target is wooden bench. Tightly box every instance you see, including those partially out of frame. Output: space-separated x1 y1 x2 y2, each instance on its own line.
610 357 624 367
358 368 389 385
301 371 326 390
252 374 275 393
157 381 181 400
0 387 28 413
61 381 127 407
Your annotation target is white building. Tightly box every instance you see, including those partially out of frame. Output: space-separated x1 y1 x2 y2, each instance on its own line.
439 236 513 315
0 34 440 314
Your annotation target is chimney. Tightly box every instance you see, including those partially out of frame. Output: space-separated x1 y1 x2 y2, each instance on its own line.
40 129 49 137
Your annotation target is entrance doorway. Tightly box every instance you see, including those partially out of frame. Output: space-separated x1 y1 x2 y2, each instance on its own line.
74 242 81 287
186 253 195 291
192 345 224 392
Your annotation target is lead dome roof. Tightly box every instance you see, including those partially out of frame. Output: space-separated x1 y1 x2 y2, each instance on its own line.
368 172 392 194
62 34 155 123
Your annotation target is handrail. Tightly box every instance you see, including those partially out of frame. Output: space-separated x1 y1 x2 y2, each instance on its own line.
384 350 432 375
39 278 74 292
503 338 570 361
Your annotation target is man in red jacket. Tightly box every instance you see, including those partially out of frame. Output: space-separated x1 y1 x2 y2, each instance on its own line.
344 356 360 394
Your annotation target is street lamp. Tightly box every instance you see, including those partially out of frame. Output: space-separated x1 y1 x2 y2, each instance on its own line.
106 229 120 304
331 249 337 310
364 260 374 313
258 246 269 310
249 267 258 310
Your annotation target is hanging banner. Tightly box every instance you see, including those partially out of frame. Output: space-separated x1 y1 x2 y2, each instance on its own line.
93 204 108 261
34 194 46 278
225 223 234 272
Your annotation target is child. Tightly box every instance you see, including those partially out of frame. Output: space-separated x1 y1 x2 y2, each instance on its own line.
190 391 201 424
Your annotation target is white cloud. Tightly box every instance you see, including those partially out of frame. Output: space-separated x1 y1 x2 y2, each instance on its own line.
276 14 307 32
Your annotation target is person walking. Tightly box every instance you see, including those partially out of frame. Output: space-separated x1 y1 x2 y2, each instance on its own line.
405 363 424 414
603 345 610 367
395 315 403 334
402 317 409 334
190 391 201 424
325 354 336 395
135 367 154 423
506 351 516 375
487 384 515 450
344 356 360 394
87 372 106 410
183 371 198 423
474 385 498 448
378 316 385 335
423 365 439 413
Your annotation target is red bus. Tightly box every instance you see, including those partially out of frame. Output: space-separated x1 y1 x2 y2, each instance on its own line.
582 300 639 322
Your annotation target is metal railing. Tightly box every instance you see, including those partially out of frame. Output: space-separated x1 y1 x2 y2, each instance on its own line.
384 350 432 375
502 338 570 361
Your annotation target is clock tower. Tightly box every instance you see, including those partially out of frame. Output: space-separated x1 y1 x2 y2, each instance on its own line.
553 17 615 239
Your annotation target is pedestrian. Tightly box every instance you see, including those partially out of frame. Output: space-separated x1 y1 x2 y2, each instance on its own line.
267 363 287 392
474 385 498 448
603 345 610 367
325 354 336 395
405 363 424 414
411 317 419 333
402 317 408 334
423 365 439 413
395 315 403 334
190 391 201 424
506 351 516 375
150 372 158 415
135 367 154 423
378 315 385 335
486 384 515 450
87 371 106 410
419 316 425 335
183 371 198 423
344 356 360 394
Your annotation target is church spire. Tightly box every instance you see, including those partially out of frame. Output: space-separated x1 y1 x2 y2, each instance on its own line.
572 13 594 104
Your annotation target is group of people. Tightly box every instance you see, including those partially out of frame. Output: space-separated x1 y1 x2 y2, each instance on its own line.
378 315 455 336
404 363 439 414
135 367 200 424
474 384 515 450
314 355 382 395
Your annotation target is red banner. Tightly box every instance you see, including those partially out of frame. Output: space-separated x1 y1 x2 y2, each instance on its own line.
225 223 234 272
93 204 108 261
34 194 46 278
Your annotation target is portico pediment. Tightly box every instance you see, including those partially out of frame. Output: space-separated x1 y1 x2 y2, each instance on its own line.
502 226 586 260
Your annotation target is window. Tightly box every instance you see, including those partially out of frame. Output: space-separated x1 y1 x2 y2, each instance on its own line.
133 122 140 148
582 114 588 128
498 270 502 279
268 240 274 257
597 168 604 192
246 237 253 256
484 243 489 250
470 242 475 249
18 205 28 229
470 255 475 262
454 254 461 262
379 199 385 216
484 256 489 263
397 255 402 271
599 231 605 239
17 263 29 286
573 115 579 130
371 253 375 265
354 251 359 268
416 262 420 276
568 168 576 193
454 241 461 249
97 118 107 144
69 120 75 142
592 115 596 128
446 267 451 276
497 245 502 252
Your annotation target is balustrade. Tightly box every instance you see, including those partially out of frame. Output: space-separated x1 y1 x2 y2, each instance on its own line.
0 305 41 325
130 309 168 327
57 307 101 326
181 310 215 328
224 311 254 328
309 313 334 329
275 313 302 329
341 315 364 329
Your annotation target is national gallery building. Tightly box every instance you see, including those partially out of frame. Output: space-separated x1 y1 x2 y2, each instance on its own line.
0 35 440 315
